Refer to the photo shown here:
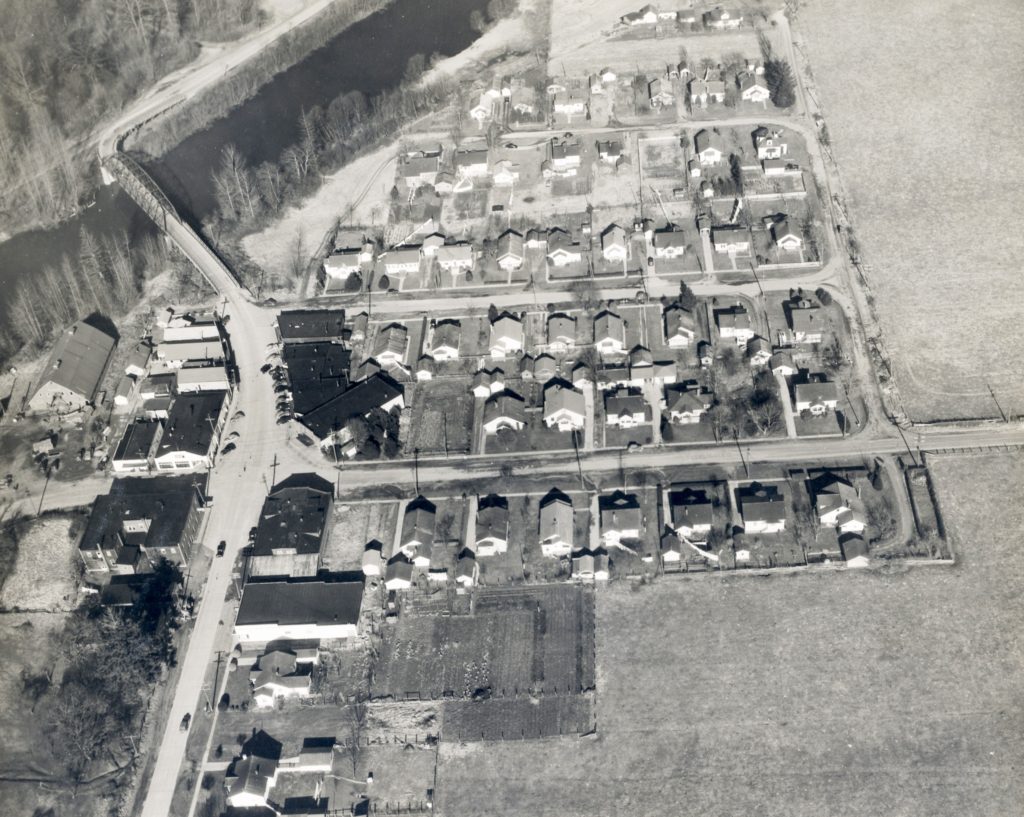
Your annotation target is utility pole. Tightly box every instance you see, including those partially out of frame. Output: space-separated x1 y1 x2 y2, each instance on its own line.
571 430 585 491
413 448 420 495
987 382 1008 423
212 651 224 708
895 424 918 467
733 431 749 477
270 453 279 487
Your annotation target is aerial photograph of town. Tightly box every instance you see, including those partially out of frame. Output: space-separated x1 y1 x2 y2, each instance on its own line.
0 0 1021 815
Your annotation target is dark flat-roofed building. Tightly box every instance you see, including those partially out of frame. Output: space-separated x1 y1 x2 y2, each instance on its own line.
298 373 404 445
250 474 334 578
284 343 352 415
28 320 116 413
112 419 164 473
78 475 208 575
153 390 229 471
233 578 364 644
276 309 346 344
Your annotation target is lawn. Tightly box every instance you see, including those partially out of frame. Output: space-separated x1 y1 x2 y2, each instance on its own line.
435 452 1024 817
322 501 400 571
799 0 1024 421
407 380 475 455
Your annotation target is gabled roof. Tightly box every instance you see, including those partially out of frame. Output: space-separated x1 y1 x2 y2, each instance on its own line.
665 385 710 413
594 310 625 342
715 305 752 330
605 388 646 418
539 488 574 541
669 488 714 528
740 483 787 523
497 230 524 258
795 380 839 404
373 323 408 358
599 490 642 534
35 320 116 403
655 229 687 249
694 129 722 154
543 380 585 417
547 313 577 342
664 306 697 338
789 306 821 333
299 373 403 440
454 148 489 167
402 496 436 546
483 389 526 425
477 494 510 541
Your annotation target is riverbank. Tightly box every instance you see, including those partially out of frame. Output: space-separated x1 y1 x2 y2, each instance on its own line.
126 0 395 158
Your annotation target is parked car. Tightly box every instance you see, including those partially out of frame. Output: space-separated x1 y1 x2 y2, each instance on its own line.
220 442 236 455
179 713 191 732
260 363 273 374
216 541 227 557
276 415 293 425
296 433 314 447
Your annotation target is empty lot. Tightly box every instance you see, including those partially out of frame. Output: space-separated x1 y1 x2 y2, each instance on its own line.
437 451 1024 816
799 0 1024 421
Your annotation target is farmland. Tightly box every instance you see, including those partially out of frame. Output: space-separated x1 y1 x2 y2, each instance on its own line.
435 452 1024 816
799 0 1024 421
373 584 594 700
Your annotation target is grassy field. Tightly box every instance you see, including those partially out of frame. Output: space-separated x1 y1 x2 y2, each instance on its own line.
436 452 1024 816
799 0 1024 421
322 500 400 571
0 514 82 611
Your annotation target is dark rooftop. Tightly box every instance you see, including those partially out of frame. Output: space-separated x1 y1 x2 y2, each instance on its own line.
158 390 227 457
235 579 363 628
113 419 162 462
299 373 403 441
284 343 352 415
277 309 346 342
252 474 334 558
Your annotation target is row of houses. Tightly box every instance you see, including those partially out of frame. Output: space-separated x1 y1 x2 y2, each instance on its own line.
620 4 743 29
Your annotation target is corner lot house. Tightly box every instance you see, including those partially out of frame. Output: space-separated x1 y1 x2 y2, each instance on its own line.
233 579 363 645
753 126 788 160
715 305 755 344
784 303 824 344
543 380 586 431
539 488 575 556
225 732 282 808
28 320 116 413
475 494 510 555
772 219 804 251
489 313 525 359
810 472 867 534
794 378 839 415
594 310 626 356
153 390 228 471
739 483 786 534
249 474 333 578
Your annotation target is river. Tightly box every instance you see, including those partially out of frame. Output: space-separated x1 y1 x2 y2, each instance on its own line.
0 0 490 323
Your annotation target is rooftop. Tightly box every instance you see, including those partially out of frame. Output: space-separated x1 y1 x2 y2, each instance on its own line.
252 474 334 558
278 309 346 342
234 579 363 628
35 320 116 402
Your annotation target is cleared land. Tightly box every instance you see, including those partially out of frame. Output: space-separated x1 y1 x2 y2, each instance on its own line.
436 451 1024 816
0 514 82 611
799 0 1024 421
374 585 594 700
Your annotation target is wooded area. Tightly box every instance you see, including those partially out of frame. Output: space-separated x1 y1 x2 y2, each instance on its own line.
0 0 263 237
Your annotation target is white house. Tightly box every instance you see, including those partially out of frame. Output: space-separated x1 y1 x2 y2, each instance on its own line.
249 649 316 708
772 219 804 251
711 226 751 255
546 231 583 266
430 320 461 361
694 129 723 165
493 160 521 186
600 491 642 543
436 244 474 272
547 313 577 353
665 385 711 424
497 230 524 271
601 224 628 262
663 306 697 348
794 379 839 415
384 555 413 590
489 313 524 359
689 79 726 106
669 489 714 540
476 495 510 555
482 390 526 434
654 229 688 259
715 305 755 344
739 72 770 103
539 489 575 557
812 473 867 534
594 311 626 356
754 127 788 160
382 247 421 277
649 78 675 107
372 323 409 368
543 381 586 432
454 148 490 178
704 6 743 29
470 92 496 125
552 89 587 117
740 483 786 534
605 388 648 429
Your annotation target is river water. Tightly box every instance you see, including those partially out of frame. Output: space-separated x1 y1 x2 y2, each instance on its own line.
0 0 489 320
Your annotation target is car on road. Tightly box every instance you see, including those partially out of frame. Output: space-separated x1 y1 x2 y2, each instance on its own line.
228 430 241 440
276 415 293 425
232 410 245 420
220 442 236 455
296 433 314 447
260 363 273 374
179 713 191 732
216 541 227 557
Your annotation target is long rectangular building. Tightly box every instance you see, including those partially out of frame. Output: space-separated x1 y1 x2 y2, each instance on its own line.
233 579 363 645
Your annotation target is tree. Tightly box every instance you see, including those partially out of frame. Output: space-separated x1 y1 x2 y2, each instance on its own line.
488 0 518 19
403 53 427 84
678 282 698 311
344 271 363 292
469 9 487 33
342 701 368 775
765 58 796 108
815 287 833 306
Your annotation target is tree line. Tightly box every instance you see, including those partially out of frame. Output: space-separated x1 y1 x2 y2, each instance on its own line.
0 227 185 363
0 0 265 239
